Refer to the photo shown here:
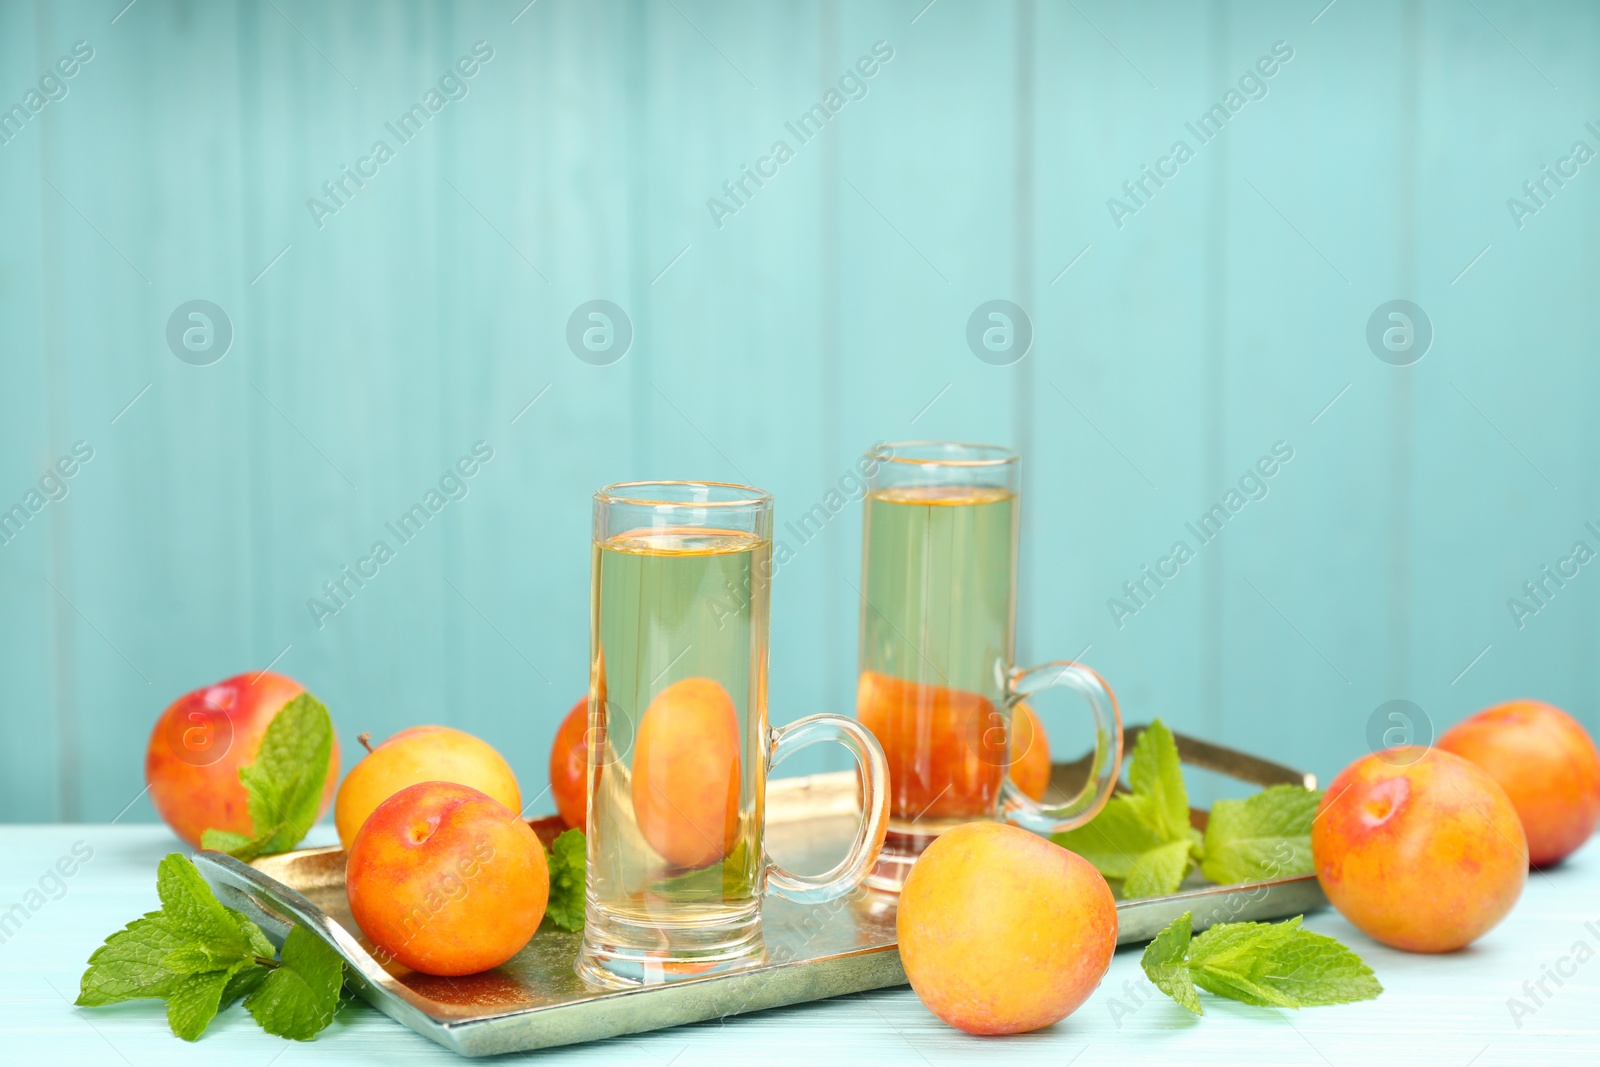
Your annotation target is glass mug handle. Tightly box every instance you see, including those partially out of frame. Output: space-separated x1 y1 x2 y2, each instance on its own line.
1000 661 1124 835
764 714 890 904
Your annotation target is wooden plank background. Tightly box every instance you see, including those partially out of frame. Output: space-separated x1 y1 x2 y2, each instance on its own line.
1 0 1596 822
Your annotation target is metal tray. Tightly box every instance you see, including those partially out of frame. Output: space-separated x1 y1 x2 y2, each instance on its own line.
194 725 1326 1057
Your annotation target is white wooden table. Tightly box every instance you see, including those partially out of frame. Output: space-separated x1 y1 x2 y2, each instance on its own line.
2 824 1594 1065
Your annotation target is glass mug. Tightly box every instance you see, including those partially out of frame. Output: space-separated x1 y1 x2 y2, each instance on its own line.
855 441 1124 891
577 481 890 987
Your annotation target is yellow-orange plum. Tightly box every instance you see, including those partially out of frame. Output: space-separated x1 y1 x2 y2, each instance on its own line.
897 821 1116 1035
631 677 741 870
335 725 521 850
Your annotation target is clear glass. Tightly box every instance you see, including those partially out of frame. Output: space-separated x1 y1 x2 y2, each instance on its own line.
855 442 1124 891
577 481 889 987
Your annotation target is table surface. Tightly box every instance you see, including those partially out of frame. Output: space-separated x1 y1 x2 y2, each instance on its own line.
2 824 1594 1066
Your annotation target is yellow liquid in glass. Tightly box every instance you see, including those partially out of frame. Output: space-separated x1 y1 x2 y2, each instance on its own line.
857 485 1018 832
587 527 768 944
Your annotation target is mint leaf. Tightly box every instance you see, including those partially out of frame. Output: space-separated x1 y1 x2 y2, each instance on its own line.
220 962 268 1007
543 829 586 932
199 828 255 854
166 967 242 1041
1052 796 1168 878
155 853 253 958
244 925 344 1041
1187 918 1308 1008
1123 838 1195 898
202 692 335 861
648 838 757 901
1201 785 1321 885
76 914 186 1006
1142 913 1383 1017
1140 911 1202 1015
1053 718 1198 897
78 854 266 1011
1128 720 1190 843
1191 964 1302 1008
1251 926 1382 1006
164 944 239 975
1189 916 1305 977
78 853 344 1043
237 915 276 960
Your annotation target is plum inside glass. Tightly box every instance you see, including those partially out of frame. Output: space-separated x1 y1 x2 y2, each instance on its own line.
577 481 888 988
855 442 1125 892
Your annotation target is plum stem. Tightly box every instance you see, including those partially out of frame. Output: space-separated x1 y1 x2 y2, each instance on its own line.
357 732 373 754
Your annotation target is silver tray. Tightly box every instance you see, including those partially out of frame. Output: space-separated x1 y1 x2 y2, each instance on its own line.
194 725 1326 1057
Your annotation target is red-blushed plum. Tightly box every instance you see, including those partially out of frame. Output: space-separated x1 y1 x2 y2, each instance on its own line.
549 697 589 831
1437 700 1600 868
897 822 1117 1035
1312 748 1527 953
347 782 548 976
335 725 521 850
145 671 340 847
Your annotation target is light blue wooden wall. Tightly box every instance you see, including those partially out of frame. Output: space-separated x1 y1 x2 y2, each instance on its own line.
3 0 1597 823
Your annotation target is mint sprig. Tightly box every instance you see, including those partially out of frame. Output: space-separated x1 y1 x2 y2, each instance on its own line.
1141 912 1382 1015
1053 719 1199 897
245 926 344 1039
1052 718 1321 898
1127 717 1191 843
543 829 586 932
1200 784 1320 885
201 692 336 860
77 854 345 1042
1140 910 1204 1014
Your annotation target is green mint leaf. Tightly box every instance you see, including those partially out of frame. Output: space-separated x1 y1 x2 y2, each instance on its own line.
199 828 255 854
155 853 253 958
1189 916 1305 978
647 838 757 902
207 692 335 861
543 829 586 932
1250 926 1383 1007
1191 965 1302 1008
1052 796 1168 878
1179 915 1382 1012
239 692 336 857
1127 719 1191 843
1052 718 1201 896
77 854 283 1042
1122 838 1195 899
237 916 276 960
220 961 269 1008
1140 912 1202 1015
1200 785 1321 885
1140 913 1381 1018
165 965 244 1041
1142 912 1193 969
244 925 344 1041
76 913 186 1006
163 943 239 975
